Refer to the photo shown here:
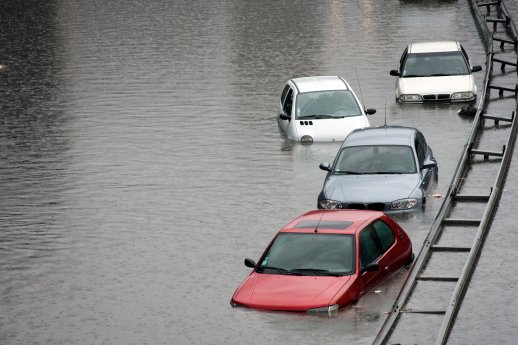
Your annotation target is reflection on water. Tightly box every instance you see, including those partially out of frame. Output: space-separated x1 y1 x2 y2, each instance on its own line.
0 0 505 344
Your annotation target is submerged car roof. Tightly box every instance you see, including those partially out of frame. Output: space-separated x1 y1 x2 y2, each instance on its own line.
408 41 460 54
280 209 382 234
290 76 349 93
341 126 417 147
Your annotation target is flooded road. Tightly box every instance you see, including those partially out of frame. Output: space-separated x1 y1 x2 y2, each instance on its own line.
0 1 513 344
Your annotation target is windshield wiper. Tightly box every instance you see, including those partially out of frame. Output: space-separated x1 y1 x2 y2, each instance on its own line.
298 114 335 119
258 266 302 275
334 170 364 175
370 171 405 174
403 74 427 78
429 73 449 77
290 268 342 276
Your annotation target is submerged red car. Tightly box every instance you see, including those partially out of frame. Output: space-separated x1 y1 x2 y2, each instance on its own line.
230 210 413 316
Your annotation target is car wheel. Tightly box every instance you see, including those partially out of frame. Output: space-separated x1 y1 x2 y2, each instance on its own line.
407 253 415 265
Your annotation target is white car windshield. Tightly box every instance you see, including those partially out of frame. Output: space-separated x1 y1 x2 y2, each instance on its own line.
402 51 470 77
334 145 417 174
296 90 362 119
258 233 355 276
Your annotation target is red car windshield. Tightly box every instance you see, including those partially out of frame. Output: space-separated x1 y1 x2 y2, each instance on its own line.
257 233 355 276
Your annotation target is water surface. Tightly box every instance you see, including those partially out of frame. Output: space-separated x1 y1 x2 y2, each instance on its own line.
0 1 507 344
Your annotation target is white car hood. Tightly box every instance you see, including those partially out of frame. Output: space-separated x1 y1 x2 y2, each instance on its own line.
294 116 369 142
397 75 475 95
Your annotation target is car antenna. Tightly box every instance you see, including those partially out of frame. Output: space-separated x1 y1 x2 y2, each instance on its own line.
314 211 325 233
354 68 367 111
384 97 388 127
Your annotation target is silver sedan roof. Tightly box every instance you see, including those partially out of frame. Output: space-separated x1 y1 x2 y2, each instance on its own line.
341 126 417 147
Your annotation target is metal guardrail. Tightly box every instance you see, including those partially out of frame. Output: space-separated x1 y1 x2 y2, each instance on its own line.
372 1 518 344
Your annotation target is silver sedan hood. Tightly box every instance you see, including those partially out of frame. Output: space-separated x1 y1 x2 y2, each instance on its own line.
323 174 421 203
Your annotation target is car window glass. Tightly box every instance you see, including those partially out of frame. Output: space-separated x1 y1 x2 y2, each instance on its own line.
334 145 416 174
280 84 290 104
415 133 426 166
259 233 355 275
372 220 395 252
295 90 361 119
283 89 293 115
402 51 469 77
359 226 382 267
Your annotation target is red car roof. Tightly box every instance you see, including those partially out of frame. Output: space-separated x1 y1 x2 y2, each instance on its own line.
280 209 384 234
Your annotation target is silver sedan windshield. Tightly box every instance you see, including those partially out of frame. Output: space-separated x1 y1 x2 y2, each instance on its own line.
334 145 417 174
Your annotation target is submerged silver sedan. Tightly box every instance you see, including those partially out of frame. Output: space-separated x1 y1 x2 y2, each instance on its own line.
317 126 438 212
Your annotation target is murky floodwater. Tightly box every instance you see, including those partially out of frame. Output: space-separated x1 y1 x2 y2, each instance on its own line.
0 1 515 344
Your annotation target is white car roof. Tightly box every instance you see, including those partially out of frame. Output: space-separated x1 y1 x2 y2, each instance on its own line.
291 76 349 93
408 41 460 54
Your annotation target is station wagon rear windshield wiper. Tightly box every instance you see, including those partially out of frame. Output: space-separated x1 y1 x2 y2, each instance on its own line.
290 268 342 276
298 114 336 119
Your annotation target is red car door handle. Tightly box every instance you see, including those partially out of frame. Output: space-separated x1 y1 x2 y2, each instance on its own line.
384 265 389 270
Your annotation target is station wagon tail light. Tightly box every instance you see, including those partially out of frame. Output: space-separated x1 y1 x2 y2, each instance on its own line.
391 198 417 210
320 200 343 209
451 91 475 100
306 304 339 317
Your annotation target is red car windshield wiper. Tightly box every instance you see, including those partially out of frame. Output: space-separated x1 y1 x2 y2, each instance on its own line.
290 268 343 276
258 266 302 275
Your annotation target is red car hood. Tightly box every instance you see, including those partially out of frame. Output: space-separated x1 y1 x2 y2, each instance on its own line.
232 272 352 311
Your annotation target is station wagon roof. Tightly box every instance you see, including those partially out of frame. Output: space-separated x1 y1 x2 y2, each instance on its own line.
341 126 416 147
280 209 382 234
291 76 349 93
408 41 460 54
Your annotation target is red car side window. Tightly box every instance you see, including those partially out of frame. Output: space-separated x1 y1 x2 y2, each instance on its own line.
359 226 382 267
372 220 395 252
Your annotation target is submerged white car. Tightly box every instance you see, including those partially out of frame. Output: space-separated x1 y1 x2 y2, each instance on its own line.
278 76 376 143
390 41 482 103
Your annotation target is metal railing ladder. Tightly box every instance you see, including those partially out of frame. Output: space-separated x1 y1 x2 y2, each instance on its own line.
371 1 518 344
